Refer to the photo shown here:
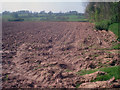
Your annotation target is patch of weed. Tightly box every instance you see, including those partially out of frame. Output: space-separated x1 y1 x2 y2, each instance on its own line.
105 54 114 58
64 69 72 72
77 66 120 82
92 66 120 82
104 39 108 42
78 56 81 58
76 69 98 76
33 66 42 70
91 54 99 58
111 43 120 50
105 51 112 54
3 75 8 81
76 83 81 88
97 48 110 50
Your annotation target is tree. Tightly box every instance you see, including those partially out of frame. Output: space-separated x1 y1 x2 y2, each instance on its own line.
85 2 119 22
48 11 53 15
12 12 18 18
40 11 46 14
67 11 78 15
2 11 10 15
85 2 119 31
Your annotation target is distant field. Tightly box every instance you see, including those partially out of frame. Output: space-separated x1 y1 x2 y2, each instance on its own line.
2 14 88 22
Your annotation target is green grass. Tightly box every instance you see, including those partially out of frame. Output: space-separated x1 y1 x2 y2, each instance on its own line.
97 43 120 50
92 66 120 82
109 23 120 42
66 15 88 22
109 23 119 38
111 43 120 50
76 83 81 88
76 66 120 88
2 15 14 21
76 69 98 76
105 51 112 54
76 66 120 81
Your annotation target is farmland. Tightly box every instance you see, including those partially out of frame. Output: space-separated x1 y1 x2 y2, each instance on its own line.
2 21 120 88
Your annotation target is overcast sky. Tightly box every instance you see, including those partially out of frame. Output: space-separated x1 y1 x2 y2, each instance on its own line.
1 1 88 13
0 0 88 13
1 0 118 13
1 0 118 2
1 0 88 2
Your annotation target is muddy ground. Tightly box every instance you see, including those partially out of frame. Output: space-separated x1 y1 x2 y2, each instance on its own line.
2 22 120 88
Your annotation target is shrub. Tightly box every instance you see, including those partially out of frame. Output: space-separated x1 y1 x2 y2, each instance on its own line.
95 20 112 31
111 15 118 23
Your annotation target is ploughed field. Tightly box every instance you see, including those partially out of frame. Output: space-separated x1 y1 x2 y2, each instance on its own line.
2 22 120 88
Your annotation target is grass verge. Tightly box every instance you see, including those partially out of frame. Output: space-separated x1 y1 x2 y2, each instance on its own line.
76 66 120 81
111 43 120 50
108 23 119 38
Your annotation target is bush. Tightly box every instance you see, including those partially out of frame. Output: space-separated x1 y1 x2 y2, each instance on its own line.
111 15 118 23
95 20 112 31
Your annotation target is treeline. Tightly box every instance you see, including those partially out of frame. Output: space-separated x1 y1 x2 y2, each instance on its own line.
2 10 84 18
2 10 86 22
85 2 119 30
85 2 120 40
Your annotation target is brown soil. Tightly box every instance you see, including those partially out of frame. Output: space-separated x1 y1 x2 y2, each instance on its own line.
2 22 120 88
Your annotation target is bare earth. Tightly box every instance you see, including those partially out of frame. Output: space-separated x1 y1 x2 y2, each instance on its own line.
2 22 120 88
